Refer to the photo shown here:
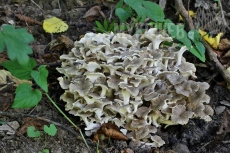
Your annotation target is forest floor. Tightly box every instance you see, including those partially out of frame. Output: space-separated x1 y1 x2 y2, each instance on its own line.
1 0 230 153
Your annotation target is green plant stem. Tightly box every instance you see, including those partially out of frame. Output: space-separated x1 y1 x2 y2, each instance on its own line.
45 93 91 153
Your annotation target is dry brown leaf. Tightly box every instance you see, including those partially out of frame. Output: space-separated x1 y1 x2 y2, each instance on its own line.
93 133 99 142
43 35 73 63
17 117 48 135
83 6 106 21
219 38 230 51
15 14 42 25
100 123 128 141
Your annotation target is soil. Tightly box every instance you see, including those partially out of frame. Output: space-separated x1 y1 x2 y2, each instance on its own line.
1 0 230 153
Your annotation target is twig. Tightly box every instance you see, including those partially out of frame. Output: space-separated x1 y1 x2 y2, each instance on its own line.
57 0 61 12
204 43 230 83
174 0 194 30
0 110 109 153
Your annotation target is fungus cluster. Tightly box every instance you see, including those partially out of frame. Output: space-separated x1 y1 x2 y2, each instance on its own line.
56 28 213 147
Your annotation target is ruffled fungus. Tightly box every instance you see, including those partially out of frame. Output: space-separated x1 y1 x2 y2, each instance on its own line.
57 28 213 147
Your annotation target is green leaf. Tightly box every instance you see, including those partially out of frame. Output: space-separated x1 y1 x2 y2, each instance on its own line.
189 46 206 62
142 1 165 22
108 20 115 31
95 27 107 33
103 19 108 30
115 7 132 22
44 124 57 136
12 83 42 108
116 0 124 8
95 21 104 31
166 22 192 47
188 30 200 42
195 41 205 55
2 58 36 80
124 0 147 21
0 33 4 52
27 126 41 138
154 22 164 30
124 0 164 22
31 65 48 92
0 25 34 65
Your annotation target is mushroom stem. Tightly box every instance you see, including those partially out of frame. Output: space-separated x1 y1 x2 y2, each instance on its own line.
100 87 107 97
157 117 178 127
121 76 128 84
175 46 188 66
121 89 131 105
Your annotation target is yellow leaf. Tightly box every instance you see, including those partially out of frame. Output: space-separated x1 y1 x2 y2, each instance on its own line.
179 10 196 21
199 29 223 49
43 17 68 33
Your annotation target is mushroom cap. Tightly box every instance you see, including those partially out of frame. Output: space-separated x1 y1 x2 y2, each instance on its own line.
171 105 194 125
69 78 93 97
80 61 101 72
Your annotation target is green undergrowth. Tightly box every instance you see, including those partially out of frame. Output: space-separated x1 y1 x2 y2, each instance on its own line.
0 24 92 152
27 124 57 153
95 0 206 62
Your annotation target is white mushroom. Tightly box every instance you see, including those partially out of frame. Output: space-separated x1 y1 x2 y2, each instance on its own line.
57 28 213 148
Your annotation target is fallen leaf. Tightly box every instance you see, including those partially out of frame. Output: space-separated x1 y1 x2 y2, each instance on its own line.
0 69 32 86
219 38 230 51
43 35 73 63
43 17 68 33
83 6 106 21
100 123 128 141
199 29 223 49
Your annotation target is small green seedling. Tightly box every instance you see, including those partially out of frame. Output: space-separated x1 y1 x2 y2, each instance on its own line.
115 0 132 22
27 126 41 138
27 124 57 138
27 124 57 153
44 124 57 136
95 19 115 33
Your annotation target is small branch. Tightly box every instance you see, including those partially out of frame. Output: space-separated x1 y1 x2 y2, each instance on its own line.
204 43 230 83
174 0 195 30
